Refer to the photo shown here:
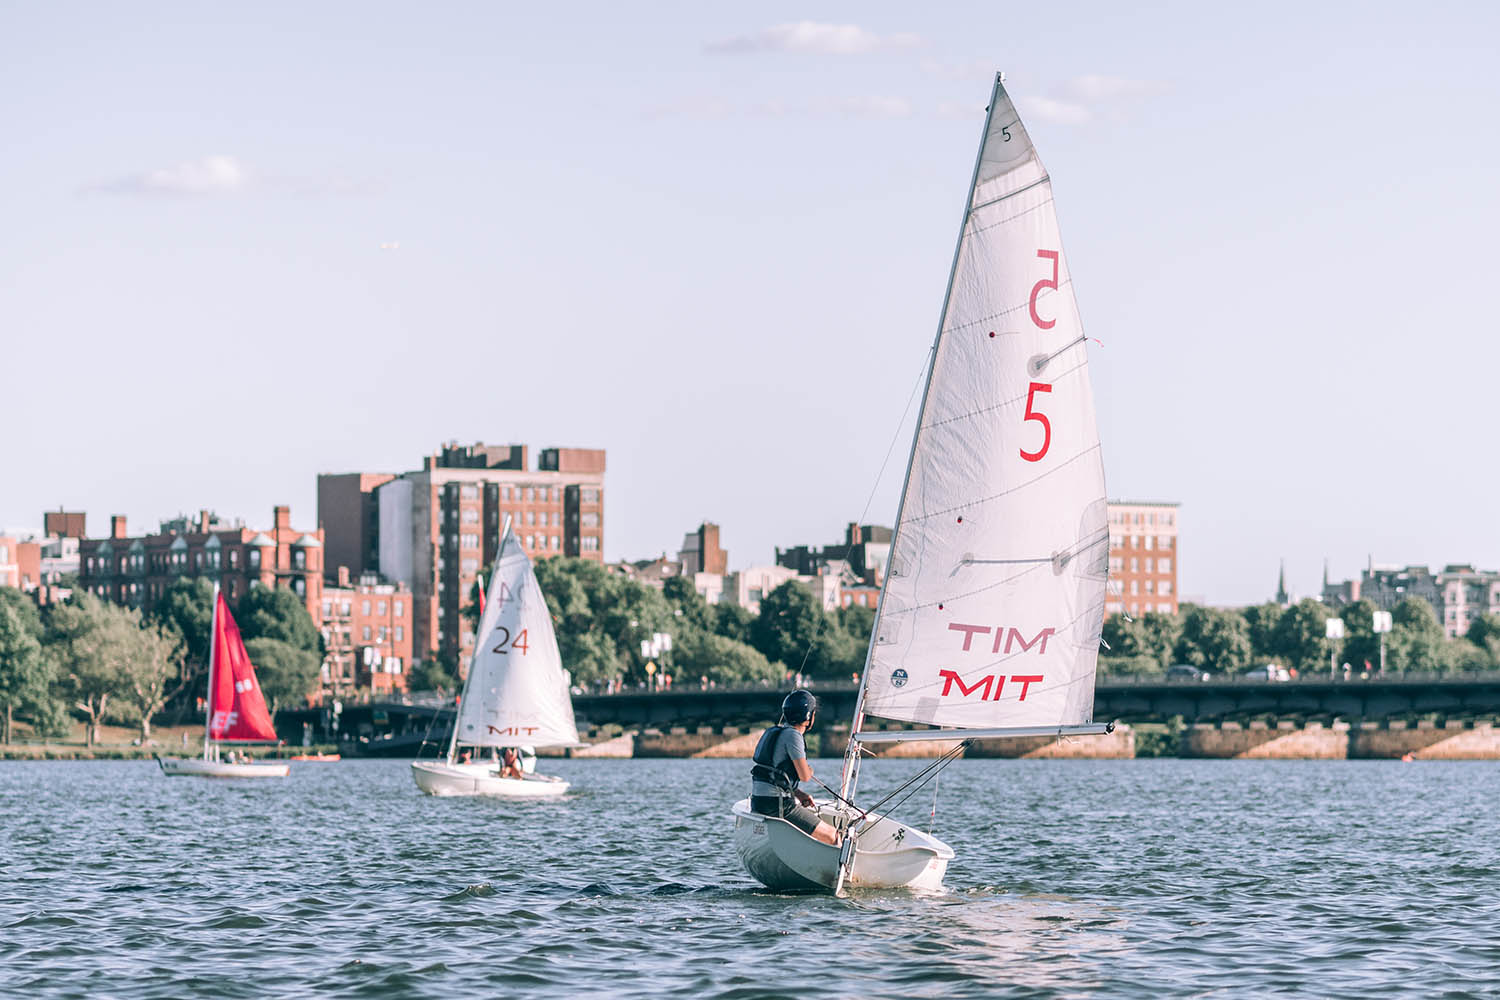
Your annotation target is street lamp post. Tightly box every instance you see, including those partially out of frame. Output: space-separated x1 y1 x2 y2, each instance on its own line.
1372 610 1393 675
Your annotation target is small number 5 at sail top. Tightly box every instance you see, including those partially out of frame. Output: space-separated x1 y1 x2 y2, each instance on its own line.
859 77 1109 734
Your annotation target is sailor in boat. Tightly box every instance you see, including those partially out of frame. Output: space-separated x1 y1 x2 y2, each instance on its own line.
749 690 841 846
497 747 525 780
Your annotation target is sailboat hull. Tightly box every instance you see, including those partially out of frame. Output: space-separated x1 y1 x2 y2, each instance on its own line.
410 760 569 798
156 756 289 778
730 798 952 892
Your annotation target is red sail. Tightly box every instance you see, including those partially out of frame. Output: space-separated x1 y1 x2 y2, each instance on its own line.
208 593 280 742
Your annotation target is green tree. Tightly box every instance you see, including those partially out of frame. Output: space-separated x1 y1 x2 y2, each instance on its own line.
533 557 673 686
672 630 779 686
117 621 189 741
0 601 51 743
238 586 322 655
1242 603 1284 661
837 603 876 648
0 587 44 640
148 577 216 664
1271 599 1332 676
1389 597 1452 673
712 603 755 644
1101 613 1144 658
47 594 136 746
1337 599 1382 674
662 576 714 633
244 637 322 713
1464 613 1500 669
1137 611 1182 669
750 582 825 677
1173 606 1251 674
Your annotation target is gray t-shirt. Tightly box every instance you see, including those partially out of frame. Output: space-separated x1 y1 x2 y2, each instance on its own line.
751 726 806 798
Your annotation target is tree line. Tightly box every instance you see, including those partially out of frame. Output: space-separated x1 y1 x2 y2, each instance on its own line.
1102 597 1499 677
0 581 322 746
431 558 877 692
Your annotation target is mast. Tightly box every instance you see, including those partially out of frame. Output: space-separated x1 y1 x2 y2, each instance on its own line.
838 73 1007 807
447 516 510 764
202 581 219 761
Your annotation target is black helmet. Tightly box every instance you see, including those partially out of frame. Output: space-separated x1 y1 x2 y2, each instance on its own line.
781 689 819 725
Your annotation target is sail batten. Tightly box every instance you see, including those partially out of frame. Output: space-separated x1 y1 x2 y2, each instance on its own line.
859 73 1108 734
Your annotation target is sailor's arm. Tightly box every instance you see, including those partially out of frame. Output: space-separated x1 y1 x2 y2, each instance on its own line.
792 758 816 806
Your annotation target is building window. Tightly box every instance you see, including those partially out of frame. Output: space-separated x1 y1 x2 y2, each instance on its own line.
525 487 535 502
525 534 535 549
551 513 560 526
395 626 404 641
294 550 306 570
581 488 599 503
1129 558 1138 573
526 511 535 526
362 626 371 641
1144 536 1155 550
342 602 352 616
250 549 261 569
361 600 371 616
322 601 332 619
378 627 388 643
462 509 479 524
460 485 478 500
461 558 478 573
550 536 559 550
1162 581 1173 595
1160 558 1172 573
461 533 478 549
581 512 599 527
294 578 305 596
394 600 403 617
581 537 599 552
1145 580 1155 594
376 600 386 615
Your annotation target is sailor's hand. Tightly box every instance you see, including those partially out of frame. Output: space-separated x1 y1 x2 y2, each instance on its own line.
795 789 815 808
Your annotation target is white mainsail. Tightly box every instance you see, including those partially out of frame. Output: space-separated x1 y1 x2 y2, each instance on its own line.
453 526 580 749
858 75 1108 735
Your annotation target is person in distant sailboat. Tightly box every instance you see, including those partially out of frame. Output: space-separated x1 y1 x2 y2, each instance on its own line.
749 690 840 846
498 747 525 780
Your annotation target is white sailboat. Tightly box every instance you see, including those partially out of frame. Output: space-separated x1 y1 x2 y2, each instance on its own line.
732 73 1112 892
411 521 578 797
158 584 290 778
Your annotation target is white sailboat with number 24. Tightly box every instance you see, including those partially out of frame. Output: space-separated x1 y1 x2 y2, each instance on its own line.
411 520 579 797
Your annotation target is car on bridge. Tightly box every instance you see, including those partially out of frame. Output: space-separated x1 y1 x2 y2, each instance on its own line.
1166 664 1211 681
1243 663 1291 682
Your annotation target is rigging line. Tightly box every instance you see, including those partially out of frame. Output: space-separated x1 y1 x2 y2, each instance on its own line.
856 741 969 829
792 347 934 677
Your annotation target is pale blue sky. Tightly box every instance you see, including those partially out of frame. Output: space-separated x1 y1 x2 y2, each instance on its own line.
2 2 1495 605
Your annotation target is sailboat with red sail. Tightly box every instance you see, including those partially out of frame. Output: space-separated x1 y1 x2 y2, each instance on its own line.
157 584 290 778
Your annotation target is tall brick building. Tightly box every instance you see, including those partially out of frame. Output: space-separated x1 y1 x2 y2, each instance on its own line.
1105 500 1180 617
319 441 605 669
77 506 324 620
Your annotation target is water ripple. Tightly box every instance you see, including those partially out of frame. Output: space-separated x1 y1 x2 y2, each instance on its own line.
2 758 1499 997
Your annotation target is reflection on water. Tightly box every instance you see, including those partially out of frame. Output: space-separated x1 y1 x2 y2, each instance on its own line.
2 758 1499 998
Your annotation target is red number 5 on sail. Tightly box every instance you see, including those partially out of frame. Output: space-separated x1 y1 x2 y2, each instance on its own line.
1029 250 1059 330
1020 382 1052 462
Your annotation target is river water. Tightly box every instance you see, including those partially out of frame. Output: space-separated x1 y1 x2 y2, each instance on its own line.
3 757 1497 998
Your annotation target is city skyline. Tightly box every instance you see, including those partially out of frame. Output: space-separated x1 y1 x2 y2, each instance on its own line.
4 3 1497 607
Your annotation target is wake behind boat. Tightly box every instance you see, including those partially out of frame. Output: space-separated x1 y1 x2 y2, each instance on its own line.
730 72 1113 893
411 521 578 797
158 585 289 779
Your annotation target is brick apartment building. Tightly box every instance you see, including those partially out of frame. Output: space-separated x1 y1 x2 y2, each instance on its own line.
321 568 414 693
1106 500 1180 617
319 441 605 668
0 535 41 591
77 506 324 622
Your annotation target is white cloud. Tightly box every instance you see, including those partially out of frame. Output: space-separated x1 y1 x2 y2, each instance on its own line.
936 100 986 120
97 155 253 196
706 22 921 55
648 95 913 120
1061 74 1170 102
1017 96 1094 126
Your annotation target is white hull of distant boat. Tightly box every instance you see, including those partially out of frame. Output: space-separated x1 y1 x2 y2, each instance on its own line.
410 760 569 798
730 798 952 892
157 756 290 779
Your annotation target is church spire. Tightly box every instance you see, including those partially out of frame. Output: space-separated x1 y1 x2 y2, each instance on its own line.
1276 558 1289 606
